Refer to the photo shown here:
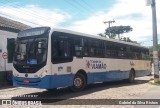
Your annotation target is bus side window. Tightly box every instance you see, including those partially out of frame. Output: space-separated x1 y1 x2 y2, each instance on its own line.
104 42 111 58
74 37 83 57
118 45 127 59
54 39 71 58
110 43 118 58
75 45 83 56
83 38 89 56
88 39 94 57
141 49 149 60
51 32 73 64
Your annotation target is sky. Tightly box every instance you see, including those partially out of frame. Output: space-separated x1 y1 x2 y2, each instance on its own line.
0 0 160 46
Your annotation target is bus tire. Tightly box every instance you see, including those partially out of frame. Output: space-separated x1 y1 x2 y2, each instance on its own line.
71 73 86 92
128 70 135 83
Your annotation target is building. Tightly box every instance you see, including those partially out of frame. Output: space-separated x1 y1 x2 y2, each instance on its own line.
0 16 30 87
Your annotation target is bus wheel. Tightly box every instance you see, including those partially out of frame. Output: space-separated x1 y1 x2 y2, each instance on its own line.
71 73 86 92
128 70 135 83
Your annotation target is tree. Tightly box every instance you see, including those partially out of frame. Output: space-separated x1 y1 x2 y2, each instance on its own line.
105 25 133 39
120 37 140 44
97 33 106 37
98 25 138 44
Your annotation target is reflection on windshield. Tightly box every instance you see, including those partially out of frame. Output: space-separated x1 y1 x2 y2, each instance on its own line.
14 37 48 65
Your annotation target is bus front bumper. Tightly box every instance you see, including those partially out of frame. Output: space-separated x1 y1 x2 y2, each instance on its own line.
13 76 51 89
13 74 74 89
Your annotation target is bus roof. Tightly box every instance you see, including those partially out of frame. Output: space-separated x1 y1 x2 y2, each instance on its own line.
51 28 148 49
20 27 148 49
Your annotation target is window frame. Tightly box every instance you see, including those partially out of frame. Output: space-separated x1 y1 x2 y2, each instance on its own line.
51 32 73 64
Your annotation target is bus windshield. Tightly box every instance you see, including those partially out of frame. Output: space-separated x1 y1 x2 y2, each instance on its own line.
14 36 48 66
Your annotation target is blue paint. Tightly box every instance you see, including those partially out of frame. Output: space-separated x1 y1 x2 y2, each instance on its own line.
87 70 129 84
13 70 150 89
27 59 37 65
135 70 150 77
13 74 75 89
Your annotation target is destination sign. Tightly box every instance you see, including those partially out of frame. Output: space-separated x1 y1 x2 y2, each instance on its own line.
18 27 50 37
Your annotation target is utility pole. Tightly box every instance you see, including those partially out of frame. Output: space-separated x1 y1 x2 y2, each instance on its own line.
146 0 159 82
104 20 115 38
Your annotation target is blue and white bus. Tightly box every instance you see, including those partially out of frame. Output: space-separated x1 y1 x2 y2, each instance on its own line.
13 27 151 91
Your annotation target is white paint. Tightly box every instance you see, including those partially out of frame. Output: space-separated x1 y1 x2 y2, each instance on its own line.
0 30 17 71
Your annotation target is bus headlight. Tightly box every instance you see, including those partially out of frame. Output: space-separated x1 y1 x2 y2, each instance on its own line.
40 70 48 77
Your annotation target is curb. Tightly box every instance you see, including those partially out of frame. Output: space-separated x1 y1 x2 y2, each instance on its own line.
149 79 160 86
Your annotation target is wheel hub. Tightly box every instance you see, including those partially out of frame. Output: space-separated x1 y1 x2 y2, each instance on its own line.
74 77 82 88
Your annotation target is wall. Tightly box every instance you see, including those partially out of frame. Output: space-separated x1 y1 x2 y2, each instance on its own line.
0 30 17 86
